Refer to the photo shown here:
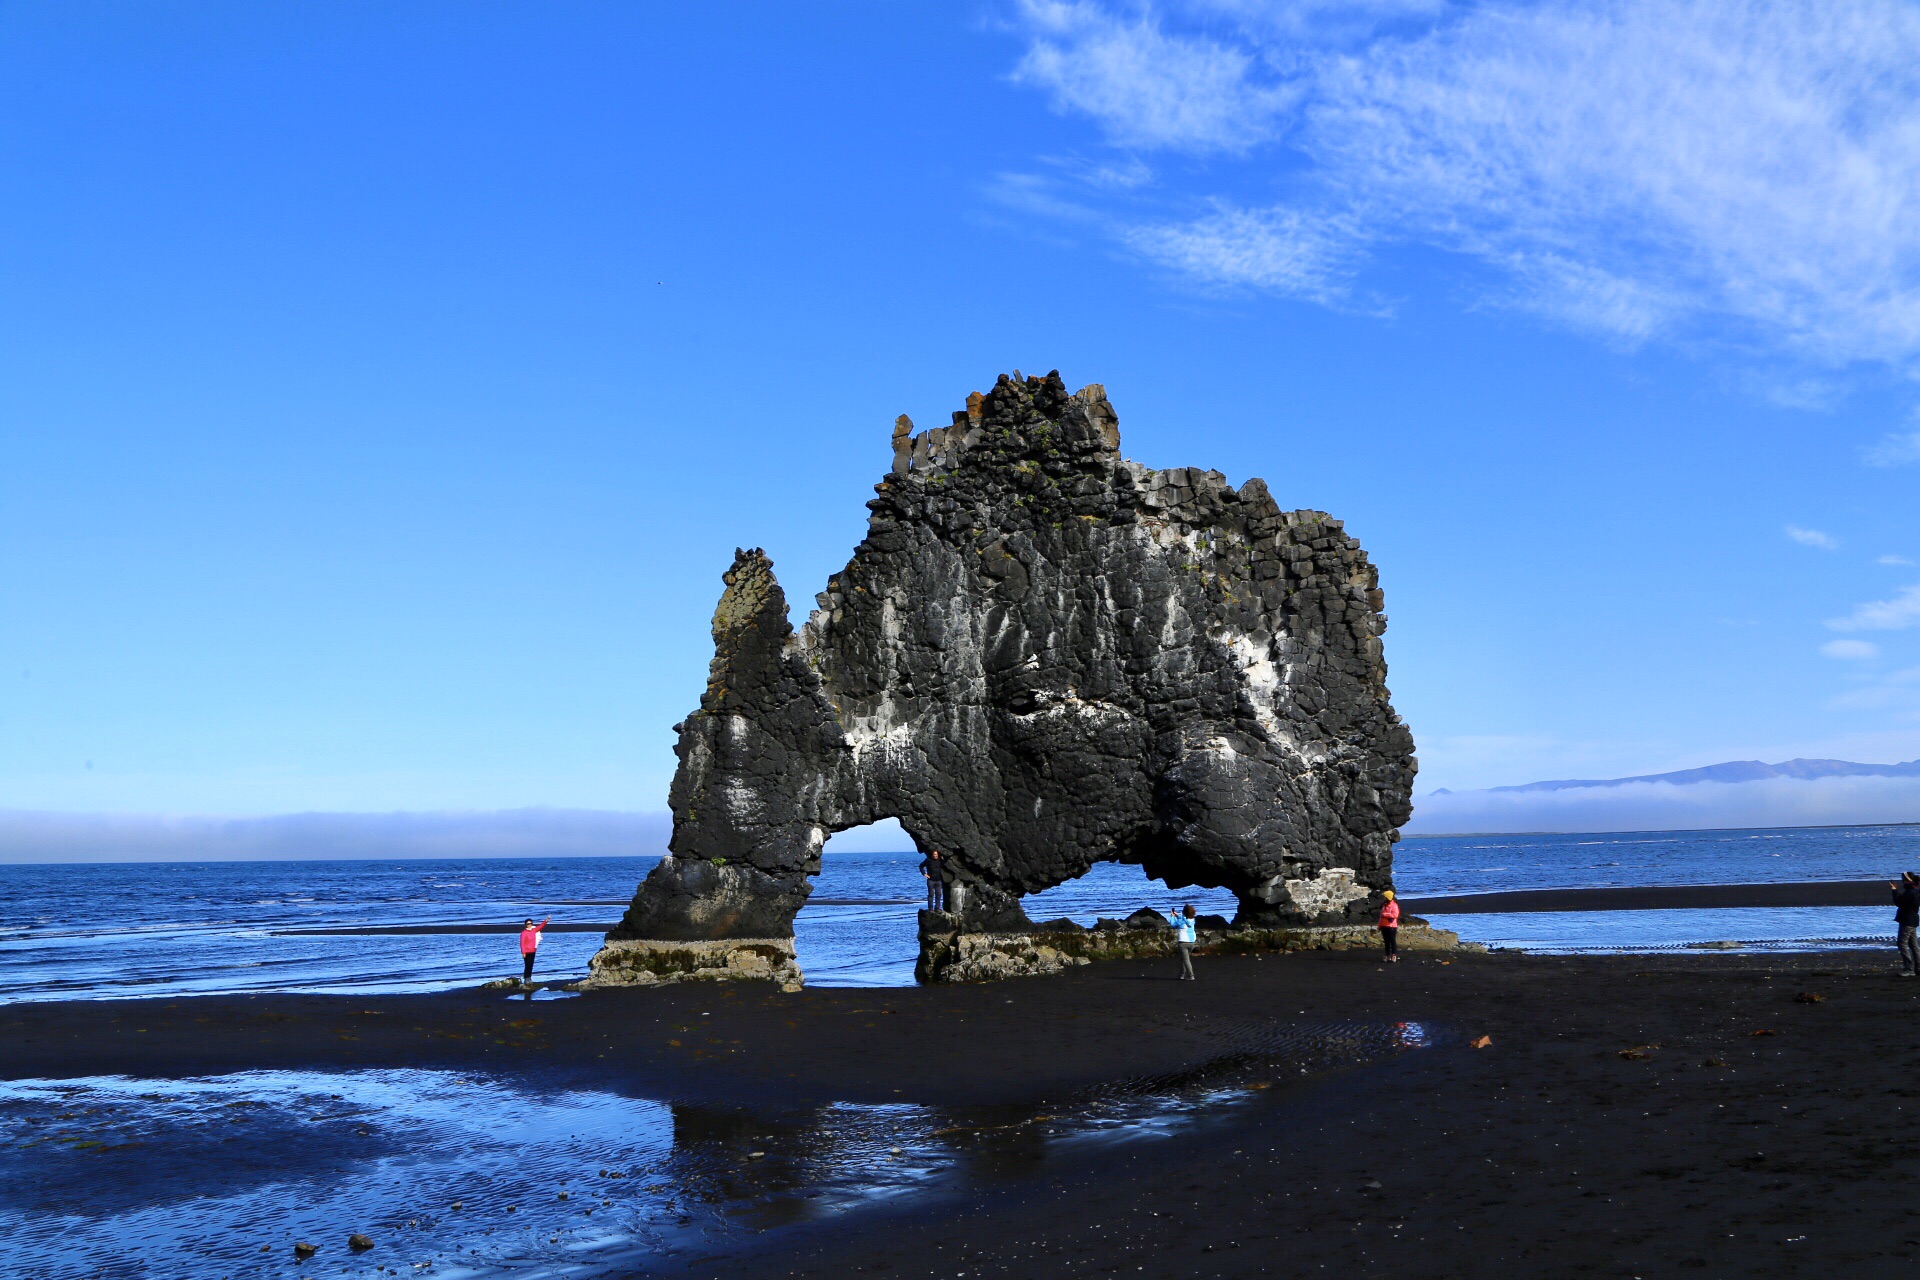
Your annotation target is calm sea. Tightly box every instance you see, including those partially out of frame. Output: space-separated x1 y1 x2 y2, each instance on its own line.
2 823 1915 1003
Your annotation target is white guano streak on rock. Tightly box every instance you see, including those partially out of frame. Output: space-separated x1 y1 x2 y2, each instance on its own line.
1252 866 1370 916
721 782 765 826
1218 628 1286 742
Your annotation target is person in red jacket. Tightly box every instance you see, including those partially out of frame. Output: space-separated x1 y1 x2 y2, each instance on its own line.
1378 891 1401 963
519 917 551 985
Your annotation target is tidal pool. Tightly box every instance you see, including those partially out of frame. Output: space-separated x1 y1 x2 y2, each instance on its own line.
0 1019 1433 1279
1426 905 1893 954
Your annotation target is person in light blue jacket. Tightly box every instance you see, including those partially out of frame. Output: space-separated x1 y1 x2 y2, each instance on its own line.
1170 903 1197 981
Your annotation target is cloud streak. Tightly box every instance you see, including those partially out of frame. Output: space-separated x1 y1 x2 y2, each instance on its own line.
1786 525 1840 550
1121 203 1363 304
1010 0 1920 366
1828 584 1920 632
1014 1 1300 151
1865 430 1920 466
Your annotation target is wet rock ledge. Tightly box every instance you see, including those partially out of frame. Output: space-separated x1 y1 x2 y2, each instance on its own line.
917 907 1471 984
586 371 1424 991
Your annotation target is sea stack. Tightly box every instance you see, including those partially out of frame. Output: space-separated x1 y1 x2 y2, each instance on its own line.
586 371 1422 990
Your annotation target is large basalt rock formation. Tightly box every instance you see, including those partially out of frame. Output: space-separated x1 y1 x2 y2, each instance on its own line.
586 371 1417 990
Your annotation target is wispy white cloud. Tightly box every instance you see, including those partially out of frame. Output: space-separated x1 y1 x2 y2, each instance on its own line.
1828 584 1920 632
984 170 1107 224
1122 203 1365 305
1880 554 1916 566
1865 430 1920 466
1013 1 1300 152
1821 638 1880 660
1825 664 1920 711
1785 525 1840 550
1010 0 1920 366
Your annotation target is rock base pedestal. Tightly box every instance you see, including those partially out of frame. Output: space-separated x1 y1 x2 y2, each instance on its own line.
582 937 803 993
918 916 1474 983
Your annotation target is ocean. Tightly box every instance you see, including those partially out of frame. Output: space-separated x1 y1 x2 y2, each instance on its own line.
3 823 1916 1003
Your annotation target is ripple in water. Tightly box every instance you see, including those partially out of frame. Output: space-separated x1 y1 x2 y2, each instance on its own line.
0 1019 1434 1278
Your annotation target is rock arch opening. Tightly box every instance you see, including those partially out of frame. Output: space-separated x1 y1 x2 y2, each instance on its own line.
1021 862 1239 931
791 821 926 987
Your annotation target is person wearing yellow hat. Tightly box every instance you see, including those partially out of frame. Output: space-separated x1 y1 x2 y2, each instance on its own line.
1378 890 1401 963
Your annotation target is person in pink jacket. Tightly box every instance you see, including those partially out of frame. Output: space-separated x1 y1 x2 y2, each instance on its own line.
1378 891 1401 962
519 917 550 985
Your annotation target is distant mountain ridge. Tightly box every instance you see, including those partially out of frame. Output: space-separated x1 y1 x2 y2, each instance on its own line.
1483 758 1920 794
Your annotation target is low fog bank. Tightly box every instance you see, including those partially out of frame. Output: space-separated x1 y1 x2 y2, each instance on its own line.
21 775 1915 862
1406 775 1920 835
0 808 672 863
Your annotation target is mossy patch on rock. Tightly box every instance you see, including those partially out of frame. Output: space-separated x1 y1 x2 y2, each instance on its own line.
918 922 1474 982
583 937 802 993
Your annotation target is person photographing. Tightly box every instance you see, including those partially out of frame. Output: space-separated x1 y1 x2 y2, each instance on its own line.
1169 903 1197 980
1891 872 1919 977
518 916 551 985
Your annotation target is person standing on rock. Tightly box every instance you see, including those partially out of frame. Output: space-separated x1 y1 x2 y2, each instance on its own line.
1891 872 1920 976
1378 890 1401 962
519 917 551 985
921 850 948 912
1169 903 1197 980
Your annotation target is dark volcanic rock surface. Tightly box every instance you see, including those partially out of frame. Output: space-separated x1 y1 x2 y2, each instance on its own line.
609 371 1414 944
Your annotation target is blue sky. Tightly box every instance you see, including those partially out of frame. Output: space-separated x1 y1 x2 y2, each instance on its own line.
6 0 1920 835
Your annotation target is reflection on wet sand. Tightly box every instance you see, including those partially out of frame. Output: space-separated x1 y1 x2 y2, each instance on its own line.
0 1020 1436 1279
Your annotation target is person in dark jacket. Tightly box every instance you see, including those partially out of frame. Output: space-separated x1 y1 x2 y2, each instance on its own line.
1891 872 1920 976
921 850 948 912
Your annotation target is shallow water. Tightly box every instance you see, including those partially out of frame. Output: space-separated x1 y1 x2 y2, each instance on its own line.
1401 825 1920 953
3 824 1917 1004
0 855 1239 1002
1395 824 1920 895
0 1019 1433 1279
1426 906 1894 954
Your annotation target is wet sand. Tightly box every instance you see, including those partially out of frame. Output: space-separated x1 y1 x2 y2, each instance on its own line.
8 949 1920 1277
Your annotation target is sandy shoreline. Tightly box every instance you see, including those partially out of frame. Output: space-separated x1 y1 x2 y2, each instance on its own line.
7 949 1920 1277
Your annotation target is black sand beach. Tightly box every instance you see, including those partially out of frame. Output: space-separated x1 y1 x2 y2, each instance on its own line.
8 949 1920 1278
